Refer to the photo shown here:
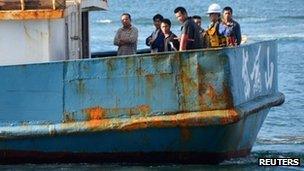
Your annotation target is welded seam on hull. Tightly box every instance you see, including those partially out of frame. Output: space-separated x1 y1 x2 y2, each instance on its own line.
173 53 184 112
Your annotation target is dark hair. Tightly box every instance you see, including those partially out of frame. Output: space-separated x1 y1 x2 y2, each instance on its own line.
193 15 201 20
161 18 171 27
121 13 131 20
174 6 187 15
153 14 164 21
223 6 233 14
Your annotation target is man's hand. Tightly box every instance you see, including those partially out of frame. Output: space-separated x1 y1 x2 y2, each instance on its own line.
119 40 127 46
148 37 155 45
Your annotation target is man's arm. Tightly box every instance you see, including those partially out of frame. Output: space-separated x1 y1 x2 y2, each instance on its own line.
120 27 138 45
235 22 242 45
179 21 191 51
113 29 121 46
146 33 152 46
179 33 188 51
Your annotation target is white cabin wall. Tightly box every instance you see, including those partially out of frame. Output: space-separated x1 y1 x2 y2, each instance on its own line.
0 20 48 65
0 0 108 66
49 19 67 61
0 19 67 66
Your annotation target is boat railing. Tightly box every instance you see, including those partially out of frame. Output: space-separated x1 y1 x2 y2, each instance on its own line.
91 48 151 58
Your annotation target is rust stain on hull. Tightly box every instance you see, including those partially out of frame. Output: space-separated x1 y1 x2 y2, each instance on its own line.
0 9 64 20
85 107 106 120
180 70 197 96
220 109 238 124
196 66 233 111
198 83 233 110
80 109 240 132
82 105 151 120
137 105 151 116
63 112 76 123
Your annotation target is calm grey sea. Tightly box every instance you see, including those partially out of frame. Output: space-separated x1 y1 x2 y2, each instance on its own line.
2 0 303 170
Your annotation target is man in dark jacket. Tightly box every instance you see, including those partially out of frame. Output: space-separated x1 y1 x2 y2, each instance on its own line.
146 14 165 53
160 18 179 51
174 7 203 50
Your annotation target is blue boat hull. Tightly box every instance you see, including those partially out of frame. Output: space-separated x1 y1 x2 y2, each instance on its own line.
0 108 269 164
0 40 284 163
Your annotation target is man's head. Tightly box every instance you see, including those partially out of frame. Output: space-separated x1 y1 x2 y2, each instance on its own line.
222 6 233 22
174 7 188 24
193 15 202 27
121 13 132 28
153 14 164 29
161 18 171 34
209 13 220 23
207 3 221 23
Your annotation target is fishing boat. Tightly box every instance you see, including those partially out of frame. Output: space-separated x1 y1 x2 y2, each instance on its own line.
0 0 284 164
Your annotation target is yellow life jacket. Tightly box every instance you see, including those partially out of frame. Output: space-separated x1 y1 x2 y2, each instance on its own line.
207 23 227 48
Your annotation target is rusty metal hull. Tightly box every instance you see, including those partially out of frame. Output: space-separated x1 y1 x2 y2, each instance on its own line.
0 40 284 163
0 108 271 164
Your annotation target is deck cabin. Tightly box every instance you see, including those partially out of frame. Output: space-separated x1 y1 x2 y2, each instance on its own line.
0 0 108 65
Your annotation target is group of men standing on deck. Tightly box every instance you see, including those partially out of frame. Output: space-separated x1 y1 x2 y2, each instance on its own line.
113 3 241 56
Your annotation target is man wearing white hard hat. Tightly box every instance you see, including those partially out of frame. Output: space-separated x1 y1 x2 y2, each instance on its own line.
206 3 226 48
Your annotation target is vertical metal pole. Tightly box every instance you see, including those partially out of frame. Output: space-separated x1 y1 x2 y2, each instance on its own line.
52 0 56 10
78 1 83 58
20 0 25 10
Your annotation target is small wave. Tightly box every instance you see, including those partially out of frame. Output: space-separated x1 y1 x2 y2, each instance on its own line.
252 151 304 159
96 19 112 24
248 33 304 42
220 155 256 165
238 17 269 22
133 17 153 25
236 15 304 21
256 136 304 145
279 15 304 20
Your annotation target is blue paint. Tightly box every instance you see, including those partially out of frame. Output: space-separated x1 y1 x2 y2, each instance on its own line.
0 41 284 162
226 41 278 105
0 109 268 153
0 63 64 125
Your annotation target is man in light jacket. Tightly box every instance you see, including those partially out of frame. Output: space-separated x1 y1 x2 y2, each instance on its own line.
114 13 138 56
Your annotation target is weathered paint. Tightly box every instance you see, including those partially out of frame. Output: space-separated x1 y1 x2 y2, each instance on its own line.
226 41 279 105
0 109 239 138
0 10 64 20
0 18 67 65
0 1 107 66
85 106 106 120
0 108 269 164
62 50 233 120
0 92 283 138
0 41 284 163
0 0 65 11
